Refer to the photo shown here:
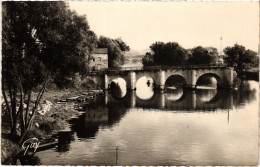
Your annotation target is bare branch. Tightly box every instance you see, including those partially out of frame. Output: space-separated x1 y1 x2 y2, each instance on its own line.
25 90 31 128
18 78 25 134
26 76 50 129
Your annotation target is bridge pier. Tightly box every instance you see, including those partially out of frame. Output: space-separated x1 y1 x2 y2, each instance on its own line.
158 91 165 108
156 70 165 90
127 71 136 90
104 74 108 90
224 68 233 89
184 90 196 110
214 68 234 89
186 70 197 89
104 90 108 105
130 90 136 107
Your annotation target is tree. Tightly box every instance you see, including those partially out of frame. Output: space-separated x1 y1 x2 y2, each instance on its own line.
2 1 97 140
142 52 154 66
223 44 258 79
97 36 130 68
252 55 259 68
187 46 217 65
114 38 130 52
143 42 187 66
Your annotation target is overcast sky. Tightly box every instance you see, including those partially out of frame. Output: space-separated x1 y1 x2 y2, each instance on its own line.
69 2 259 54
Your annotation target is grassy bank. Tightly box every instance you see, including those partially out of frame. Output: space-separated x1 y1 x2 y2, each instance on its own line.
1 84 100 165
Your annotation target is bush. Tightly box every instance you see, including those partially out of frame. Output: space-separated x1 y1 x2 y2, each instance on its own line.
26 126 45 139
1 138 21 165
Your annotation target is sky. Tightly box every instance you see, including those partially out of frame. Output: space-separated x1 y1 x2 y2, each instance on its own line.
69 2 259 54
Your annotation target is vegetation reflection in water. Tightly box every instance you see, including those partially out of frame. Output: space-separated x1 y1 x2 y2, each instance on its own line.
36 80 258 165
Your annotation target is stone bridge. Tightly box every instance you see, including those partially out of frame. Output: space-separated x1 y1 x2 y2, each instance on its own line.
103 66 233 90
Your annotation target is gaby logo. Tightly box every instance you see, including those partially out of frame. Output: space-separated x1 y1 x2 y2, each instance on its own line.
22 138 40 155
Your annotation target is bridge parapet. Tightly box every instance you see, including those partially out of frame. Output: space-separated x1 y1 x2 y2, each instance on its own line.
88 65 232 74
106 65 231 72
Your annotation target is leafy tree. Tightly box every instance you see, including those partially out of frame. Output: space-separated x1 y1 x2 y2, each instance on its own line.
142 52 154 66
187 46 217 65
114 38 130 52
252 55 259 68
223 44 258 79
2 1 97 140
97 36 130 68
143 42 187 66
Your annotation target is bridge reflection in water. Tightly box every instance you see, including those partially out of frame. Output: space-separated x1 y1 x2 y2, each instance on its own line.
67 81 257 141
104 89 233 111
72 88 234 139
37 81 258 165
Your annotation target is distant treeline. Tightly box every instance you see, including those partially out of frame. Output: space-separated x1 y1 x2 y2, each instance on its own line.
142 42 259 80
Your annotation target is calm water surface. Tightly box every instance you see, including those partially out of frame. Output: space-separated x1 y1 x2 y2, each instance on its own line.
37 80 258 165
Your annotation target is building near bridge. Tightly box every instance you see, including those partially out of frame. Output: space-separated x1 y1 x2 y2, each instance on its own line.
89 48 108 71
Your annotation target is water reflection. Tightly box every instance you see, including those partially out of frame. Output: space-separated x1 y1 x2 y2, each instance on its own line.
37 81 258 166
57 131 75 153
69 96 128 139
196 89 218 102
107 81 256 111
165 87 184 101
108 89 233 111
69 115 100 139
67 81 257 141
233 81 257 107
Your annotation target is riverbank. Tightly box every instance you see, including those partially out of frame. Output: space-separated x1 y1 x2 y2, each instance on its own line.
1 86 103 165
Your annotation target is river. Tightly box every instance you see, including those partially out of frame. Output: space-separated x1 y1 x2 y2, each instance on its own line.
37 80 258 165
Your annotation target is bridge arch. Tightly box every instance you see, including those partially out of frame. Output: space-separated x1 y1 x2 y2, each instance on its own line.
135 76 155 100
135 76 155 88
196 73 222 88
108 77 127 99
104 67 233 90
165 74 187 88
107 76 128 89
135 72 159 90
